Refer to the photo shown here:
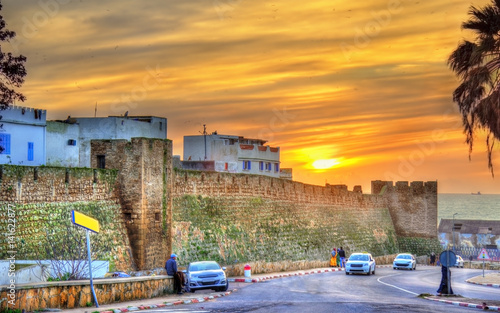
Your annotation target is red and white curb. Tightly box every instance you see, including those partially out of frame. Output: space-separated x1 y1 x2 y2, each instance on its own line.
228 267 345 283
97 292 232 313
466 279 500 288
425 297 500 311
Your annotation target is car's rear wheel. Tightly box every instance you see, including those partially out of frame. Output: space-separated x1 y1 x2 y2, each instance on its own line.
372 267 375 275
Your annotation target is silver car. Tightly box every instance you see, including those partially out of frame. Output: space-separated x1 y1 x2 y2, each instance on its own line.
345 253 376 275
185 261 229 292
393 253 416 270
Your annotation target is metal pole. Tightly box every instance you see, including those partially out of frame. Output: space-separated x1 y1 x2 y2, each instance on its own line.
203 124 207 160
452 213 458 253
86 230 99 307
446 251 451 294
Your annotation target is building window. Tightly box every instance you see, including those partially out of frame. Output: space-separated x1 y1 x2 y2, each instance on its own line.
0 133 10 154
259 161 264 171
243 160 251 170
275 163 279 172
97 155 106 169
265 162 271 171
27 142 34 161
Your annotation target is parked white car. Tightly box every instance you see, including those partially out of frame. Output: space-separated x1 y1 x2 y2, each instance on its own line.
393 253 416 270
455 255 464 268
345 253 376 275
185 261 229 292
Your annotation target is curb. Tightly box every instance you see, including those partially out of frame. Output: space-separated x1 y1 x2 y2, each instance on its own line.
94 291 232 313
228 267 345 283
466 279 500 288
425 297 500 311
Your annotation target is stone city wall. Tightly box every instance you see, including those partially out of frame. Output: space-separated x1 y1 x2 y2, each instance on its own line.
0 165 134 271
90 138 173 271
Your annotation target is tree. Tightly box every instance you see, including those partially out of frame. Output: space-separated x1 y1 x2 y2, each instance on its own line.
0 0 27 108
448 0 500 176
35 225 108 281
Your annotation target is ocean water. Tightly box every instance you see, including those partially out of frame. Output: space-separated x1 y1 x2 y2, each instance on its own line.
438 193 500 222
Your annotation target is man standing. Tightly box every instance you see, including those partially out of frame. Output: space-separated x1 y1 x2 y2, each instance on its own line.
165 254 183 294
338 247 346 268
437 266 453 296
430 252 436 266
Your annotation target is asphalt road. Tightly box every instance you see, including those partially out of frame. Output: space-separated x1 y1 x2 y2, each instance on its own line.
139 266 500 313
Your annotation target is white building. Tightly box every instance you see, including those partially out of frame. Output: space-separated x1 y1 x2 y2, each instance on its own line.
47 115 167 167
183 133 280 178
0 106 46 166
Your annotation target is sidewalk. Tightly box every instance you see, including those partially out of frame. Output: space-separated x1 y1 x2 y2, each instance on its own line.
57 266 500 313
424 272 500 311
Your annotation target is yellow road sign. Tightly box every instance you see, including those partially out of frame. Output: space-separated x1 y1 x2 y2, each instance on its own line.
71 210 100 233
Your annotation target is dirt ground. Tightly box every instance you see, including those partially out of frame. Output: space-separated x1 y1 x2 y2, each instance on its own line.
426 272 500 308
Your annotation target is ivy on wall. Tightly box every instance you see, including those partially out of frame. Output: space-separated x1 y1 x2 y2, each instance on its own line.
0 201 133 272
397 236 442 256
172 195 399 267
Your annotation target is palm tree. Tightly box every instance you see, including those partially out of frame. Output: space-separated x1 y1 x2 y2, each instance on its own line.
448 0 500 176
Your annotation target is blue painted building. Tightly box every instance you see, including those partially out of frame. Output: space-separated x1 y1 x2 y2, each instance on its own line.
0 106 46 166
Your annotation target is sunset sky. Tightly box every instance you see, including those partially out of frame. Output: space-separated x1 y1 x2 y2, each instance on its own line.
4 0 500 194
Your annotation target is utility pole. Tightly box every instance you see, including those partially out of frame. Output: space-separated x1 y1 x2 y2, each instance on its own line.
203 124 207 160
452 213 458 253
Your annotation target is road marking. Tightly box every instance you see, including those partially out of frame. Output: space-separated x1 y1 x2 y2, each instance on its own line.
377 274 419 295
141 308 210 313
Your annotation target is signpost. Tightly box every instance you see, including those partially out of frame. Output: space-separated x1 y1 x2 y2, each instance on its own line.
439 250 456 295
71 210 100 308
477 248 491 278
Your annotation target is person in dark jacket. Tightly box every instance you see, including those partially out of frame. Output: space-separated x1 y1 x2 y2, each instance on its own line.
437 266 453 296
338 247 346 268
165 254 183 294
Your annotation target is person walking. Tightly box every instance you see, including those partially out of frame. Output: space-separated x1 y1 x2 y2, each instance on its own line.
165 253 183 294
338 247 346 268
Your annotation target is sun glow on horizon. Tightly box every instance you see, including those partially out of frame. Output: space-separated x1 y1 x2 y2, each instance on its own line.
312 159 341 170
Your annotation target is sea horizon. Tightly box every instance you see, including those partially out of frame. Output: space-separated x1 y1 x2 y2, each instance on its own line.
438 193 500 222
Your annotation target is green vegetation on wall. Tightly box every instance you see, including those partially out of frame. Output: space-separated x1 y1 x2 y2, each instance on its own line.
172 195 399 266
0 201 132 271
397 236 442 256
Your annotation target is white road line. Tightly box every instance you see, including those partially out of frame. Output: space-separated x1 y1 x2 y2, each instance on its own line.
377 274 419 295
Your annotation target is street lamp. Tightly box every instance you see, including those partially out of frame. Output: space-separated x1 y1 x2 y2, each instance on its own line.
452 213 458 252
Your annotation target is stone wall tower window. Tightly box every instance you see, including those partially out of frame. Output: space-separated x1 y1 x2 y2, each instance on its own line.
97 155 106 169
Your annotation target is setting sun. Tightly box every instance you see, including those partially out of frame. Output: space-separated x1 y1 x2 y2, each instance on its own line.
312 159 340 170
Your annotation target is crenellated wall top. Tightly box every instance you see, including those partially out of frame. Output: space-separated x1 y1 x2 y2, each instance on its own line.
371 180 437 195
